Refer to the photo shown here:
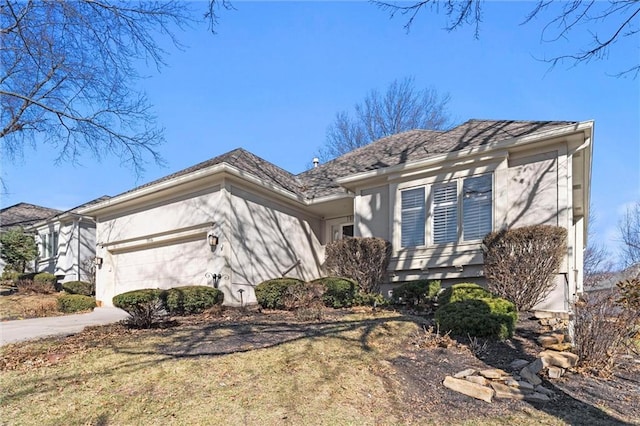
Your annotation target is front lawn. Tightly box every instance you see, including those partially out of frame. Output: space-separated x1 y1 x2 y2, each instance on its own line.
0 309 637 425
0 293 63 320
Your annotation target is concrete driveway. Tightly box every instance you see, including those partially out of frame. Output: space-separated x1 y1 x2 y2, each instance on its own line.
0 307 130 346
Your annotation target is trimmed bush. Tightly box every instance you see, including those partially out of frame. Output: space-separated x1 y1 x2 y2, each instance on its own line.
353 292 388 307
164 286 224 315
435 297 518 340
34 272 57 285
113 289 166 328
62 280 94 296
483 225 567 311
438 283 494 306
312 277 358 308
1 270 20 282
57 294 96 313
255 278 304 310
325 237 392 294
392 280 441 306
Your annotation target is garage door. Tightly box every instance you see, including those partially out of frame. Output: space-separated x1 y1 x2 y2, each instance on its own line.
112 238 209 294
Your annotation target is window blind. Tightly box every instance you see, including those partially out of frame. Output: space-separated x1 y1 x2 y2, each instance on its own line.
401 187 425 247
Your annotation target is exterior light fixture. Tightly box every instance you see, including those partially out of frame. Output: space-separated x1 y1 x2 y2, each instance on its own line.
94 256 103 266
207 231 219 247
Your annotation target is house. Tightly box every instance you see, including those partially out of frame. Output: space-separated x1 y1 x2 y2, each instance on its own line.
27 196 111 283
0 202 62 274
80 119 593 313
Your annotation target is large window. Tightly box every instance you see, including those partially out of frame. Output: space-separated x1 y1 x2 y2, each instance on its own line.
399 174 493 248
40 231 59 259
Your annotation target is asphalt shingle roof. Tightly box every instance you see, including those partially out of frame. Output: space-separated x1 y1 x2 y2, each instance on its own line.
0 203 62 228
102 119 580 205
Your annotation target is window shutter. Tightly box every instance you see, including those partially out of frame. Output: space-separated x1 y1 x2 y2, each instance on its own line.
400 187 425 247
433 182 458 243
462 175 492 241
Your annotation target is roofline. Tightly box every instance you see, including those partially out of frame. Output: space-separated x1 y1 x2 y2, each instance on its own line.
79 163 312 216
336 120 594 187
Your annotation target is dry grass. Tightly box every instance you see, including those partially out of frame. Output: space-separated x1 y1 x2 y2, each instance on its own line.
0 310 623 425
0 293 62 320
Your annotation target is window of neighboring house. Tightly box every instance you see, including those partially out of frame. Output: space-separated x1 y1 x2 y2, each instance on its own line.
400 174 493 247
332 223 354 241
401 187 426 247
40 231 59 258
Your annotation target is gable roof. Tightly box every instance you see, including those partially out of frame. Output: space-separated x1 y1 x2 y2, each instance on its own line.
26 195 112 229
298 119 578 198
82 119 586 213
0 203 62 228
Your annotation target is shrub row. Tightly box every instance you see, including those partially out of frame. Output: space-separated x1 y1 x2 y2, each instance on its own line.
391 280 441 306
254 277 385 311
57 294 97 313
113 286 224 328
62 280 94 296
435 283 518 340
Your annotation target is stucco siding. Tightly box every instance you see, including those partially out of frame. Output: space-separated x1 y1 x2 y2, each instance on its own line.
228 184 324 305
95 186 224 306
356 185 389 240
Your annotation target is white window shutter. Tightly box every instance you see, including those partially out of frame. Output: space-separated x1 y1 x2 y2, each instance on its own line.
433 182 458 243
400 187 425 247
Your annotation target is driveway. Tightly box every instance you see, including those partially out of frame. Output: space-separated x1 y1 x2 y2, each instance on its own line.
0 307 130 346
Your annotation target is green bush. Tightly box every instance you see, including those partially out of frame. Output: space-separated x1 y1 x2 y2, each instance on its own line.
62 280 94 296
312 277 358 308
113 289 166 328
57 294 97 313
255 278 304 310
34 272 57 285
164 286 224 315
353 292 388 307
435 297 518 340
438 283 494 306
1 270 20 282
391 280 441 306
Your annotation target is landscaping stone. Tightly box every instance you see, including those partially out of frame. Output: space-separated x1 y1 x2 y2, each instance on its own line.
547 366 565 379
528 358 544 374
443 376 494 403
539 350 579 369
516 380 535 391
454 368 476 379
465 375 489 386
520 366 542 386
525 392 551 402
479 368 507 379
490 382 526 400
509 359 530 370
534 385 555 396
545 342 573 352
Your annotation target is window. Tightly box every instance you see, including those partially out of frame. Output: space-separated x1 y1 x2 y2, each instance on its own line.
401 187 426 247
462 175 493 241
399 174 493 248
432 182 458 244
40 231 58 258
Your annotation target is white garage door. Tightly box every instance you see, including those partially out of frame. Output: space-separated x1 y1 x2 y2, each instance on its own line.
112 238 209 294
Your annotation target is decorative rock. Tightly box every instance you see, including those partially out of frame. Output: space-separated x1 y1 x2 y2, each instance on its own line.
520 366 542 386
510 359 530 370
538 335 561 348
443 376 494 403
547 366 565 379
479 368 507 379
454 368 476 379
490 382 526 400
546 343 573 351
539 350 579 369
528 358 544 375
525 392 551 402
534 385 555 396
465 375 489 386
516 380 535 392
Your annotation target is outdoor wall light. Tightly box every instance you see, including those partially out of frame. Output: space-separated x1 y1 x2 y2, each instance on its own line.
207 231 219 247
94 256 103 266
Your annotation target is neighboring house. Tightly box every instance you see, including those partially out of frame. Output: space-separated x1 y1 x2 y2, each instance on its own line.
27 196 111 283
0 203 62 274
80 119 593 313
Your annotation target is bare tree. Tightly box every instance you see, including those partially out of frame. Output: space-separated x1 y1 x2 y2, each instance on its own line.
374 0 639 77
319 77 451 161
583 205 615 289
0 1 199 174
619 200 640 268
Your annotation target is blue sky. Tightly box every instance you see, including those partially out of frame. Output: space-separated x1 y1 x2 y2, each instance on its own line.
2 1 638 263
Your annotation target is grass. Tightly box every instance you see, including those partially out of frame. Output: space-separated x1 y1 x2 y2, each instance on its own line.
0 293 62 320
